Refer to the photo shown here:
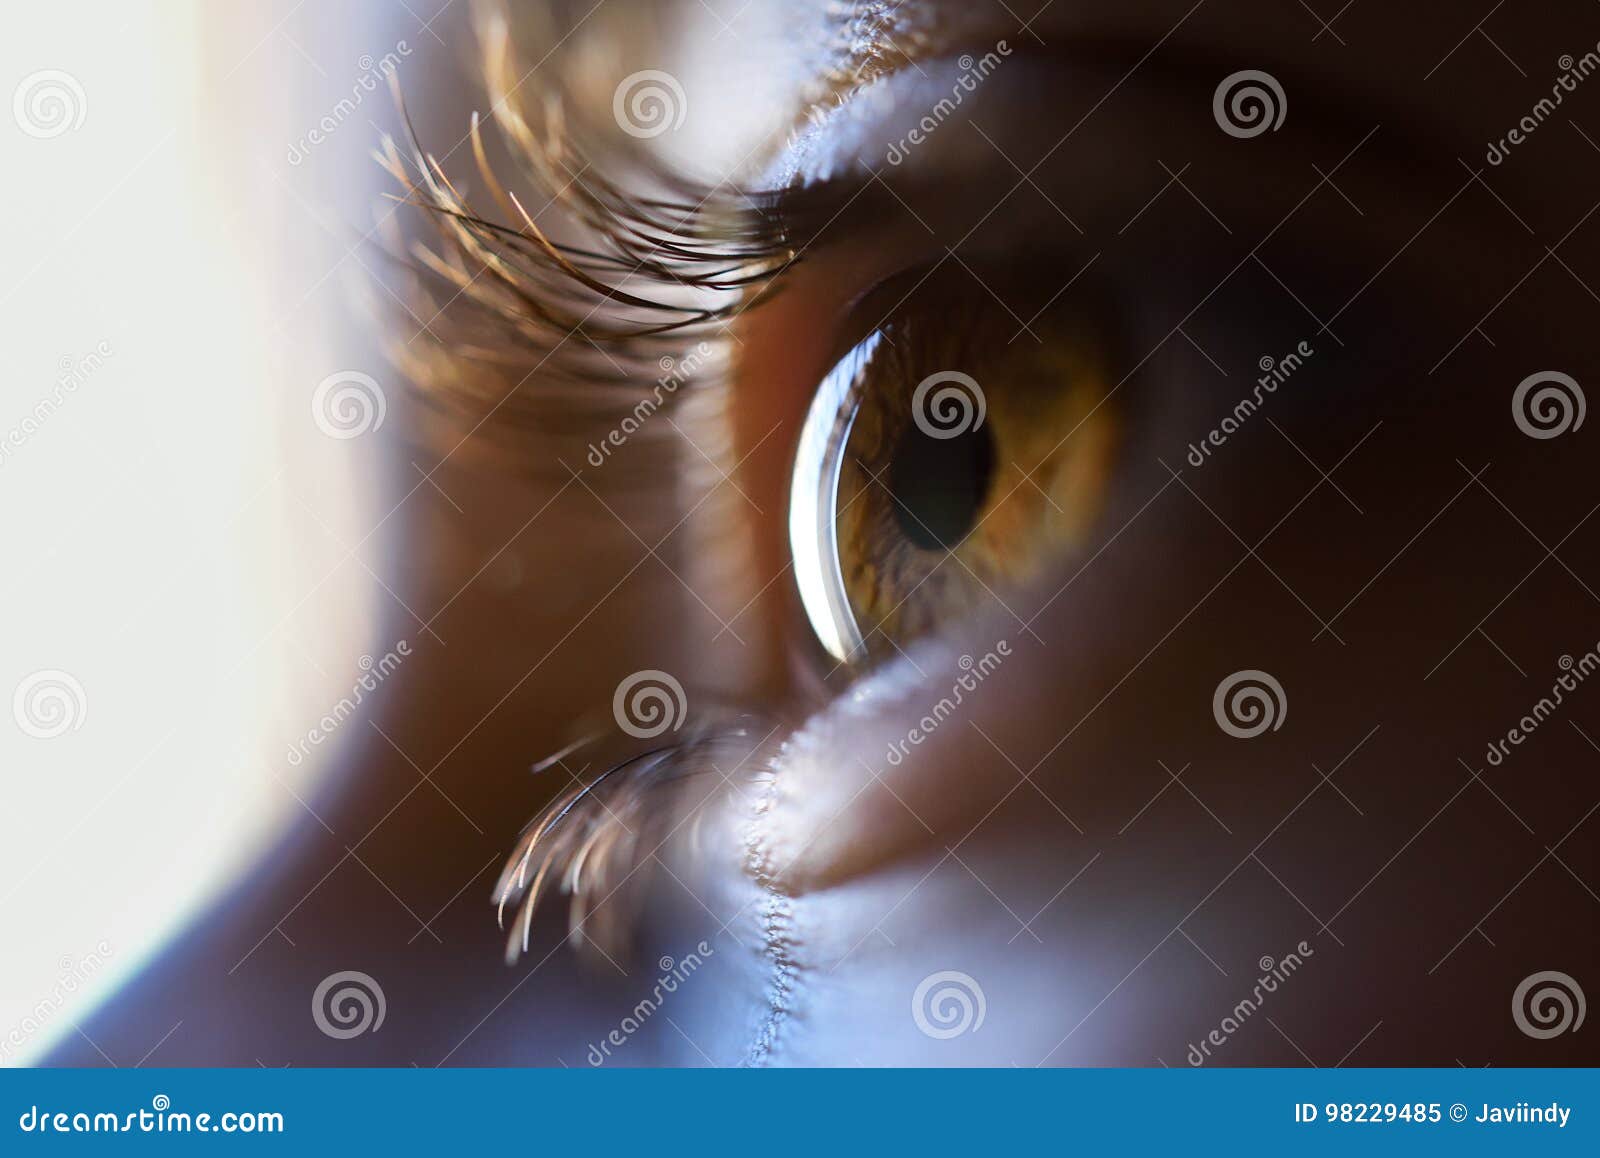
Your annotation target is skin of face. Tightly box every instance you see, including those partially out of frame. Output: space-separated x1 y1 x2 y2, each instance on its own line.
46 0 1600 1066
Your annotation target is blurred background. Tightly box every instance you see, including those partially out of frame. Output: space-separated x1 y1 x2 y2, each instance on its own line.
0 0 415 1063
0 0 614 1065
2 0 784 1069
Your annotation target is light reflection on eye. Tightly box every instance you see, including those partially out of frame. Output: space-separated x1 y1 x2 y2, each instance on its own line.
789 332 877 664
789 268 1123 665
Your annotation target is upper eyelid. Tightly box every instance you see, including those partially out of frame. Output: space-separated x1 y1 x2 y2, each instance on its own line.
383 39 1096 431
388 16 1528 453
770 46 1529 288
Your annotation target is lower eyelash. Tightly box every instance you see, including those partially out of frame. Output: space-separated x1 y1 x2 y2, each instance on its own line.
494 712 780 966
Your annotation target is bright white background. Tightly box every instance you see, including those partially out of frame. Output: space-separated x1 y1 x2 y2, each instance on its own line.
0 1 412 1063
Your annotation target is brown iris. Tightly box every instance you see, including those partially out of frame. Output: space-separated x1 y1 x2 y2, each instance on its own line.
796 265 1122 660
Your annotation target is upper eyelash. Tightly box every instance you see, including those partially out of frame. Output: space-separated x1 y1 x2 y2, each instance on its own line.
375 0 959 449
377 6 812 439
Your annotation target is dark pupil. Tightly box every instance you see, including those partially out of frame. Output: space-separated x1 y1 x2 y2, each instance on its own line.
889 421 995 551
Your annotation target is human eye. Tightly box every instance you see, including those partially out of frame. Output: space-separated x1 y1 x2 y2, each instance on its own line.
788 262 1122 665
419 6 1559 960
733 37 1532 690
362 0 1599 1073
